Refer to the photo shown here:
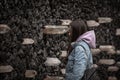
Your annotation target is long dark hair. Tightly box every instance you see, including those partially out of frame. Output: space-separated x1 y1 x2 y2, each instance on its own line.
67 19 89 54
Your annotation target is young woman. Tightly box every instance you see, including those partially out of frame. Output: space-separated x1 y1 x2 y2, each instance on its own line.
65 20 96 80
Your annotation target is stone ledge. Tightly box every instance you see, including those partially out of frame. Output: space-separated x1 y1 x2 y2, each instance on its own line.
43 25 69 34
86 20 100 27
108 66 119 72
61 69 66 75
44 76 64 80
22 38 34 44
98 17 112 23
108 76 117 80
0 65 13 73
60 19 72 26
25 70 37 78
98 59 115 65
60 51 67 57
0 24 11 34
91 49 101 55
116 28 120 36
99 45 115 52
44 57 61 66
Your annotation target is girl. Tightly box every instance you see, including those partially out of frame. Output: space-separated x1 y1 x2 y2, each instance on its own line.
65 20 96 80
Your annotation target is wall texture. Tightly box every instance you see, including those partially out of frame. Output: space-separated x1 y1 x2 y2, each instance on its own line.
0 0 120 80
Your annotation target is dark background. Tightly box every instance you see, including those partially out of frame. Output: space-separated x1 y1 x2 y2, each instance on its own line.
0 0 120 80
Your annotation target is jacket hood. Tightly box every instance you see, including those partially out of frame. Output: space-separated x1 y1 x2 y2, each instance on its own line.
76 30 96 48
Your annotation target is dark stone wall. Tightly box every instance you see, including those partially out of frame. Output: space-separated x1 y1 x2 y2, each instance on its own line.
0 0 120 80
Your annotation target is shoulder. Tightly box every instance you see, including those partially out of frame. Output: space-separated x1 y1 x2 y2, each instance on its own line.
74 45 86 57
74 41 87 52
76 41 90 51
75 45 85 52
74 45 88 60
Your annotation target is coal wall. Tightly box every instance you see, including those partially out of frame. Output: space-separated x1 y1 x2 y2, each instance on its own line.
0 0 120 80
